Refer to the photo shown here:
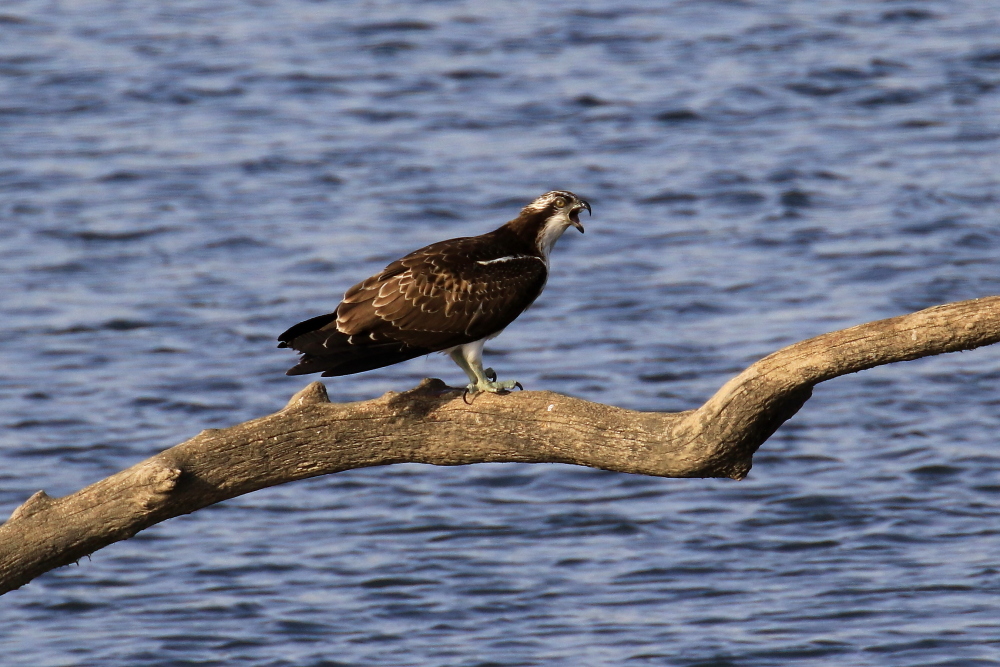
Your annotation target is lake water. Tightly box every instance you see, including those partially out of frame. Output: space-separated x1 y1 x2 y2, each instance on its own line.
2 0 1000 664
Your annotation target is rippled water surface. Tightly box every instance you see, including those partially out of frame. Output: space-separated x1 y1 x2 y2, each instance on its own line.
3 0 1000 664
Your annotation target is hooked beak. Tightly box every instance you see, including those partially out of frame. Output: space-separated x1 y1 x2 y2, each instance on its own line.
569 200 591 233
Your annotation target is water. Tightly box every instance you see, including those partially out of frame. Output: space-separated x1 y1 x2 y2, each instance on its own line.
2 0 1000 664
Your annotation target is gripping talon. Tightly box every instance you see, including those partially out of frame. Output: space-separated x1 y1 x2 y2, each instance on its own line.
460 375 521 396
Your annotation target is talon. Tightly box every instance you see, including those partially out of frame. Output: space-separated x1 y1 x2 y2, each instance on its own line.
514 382 523 391
484 368 497 382
463 388 473 405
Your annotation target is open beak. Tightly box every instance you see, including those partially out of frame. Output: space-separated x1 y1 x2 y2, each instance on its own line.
569 200 591 233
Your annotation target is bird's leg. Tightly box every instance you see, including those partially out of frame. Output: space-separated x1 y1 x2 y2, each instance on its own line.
449 344 522 394
449 348 481 386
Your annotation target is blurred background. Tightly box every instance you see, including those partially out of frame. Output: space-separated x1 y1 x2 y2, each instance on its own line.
2 0 1000 664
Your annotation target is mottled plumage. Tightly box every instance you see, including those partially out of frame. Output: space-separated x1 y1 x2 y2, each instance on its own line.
279 190 590 391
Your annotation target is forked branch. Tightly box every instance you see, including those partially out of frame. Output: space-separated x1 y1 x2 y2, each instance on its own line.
2 296 1000 594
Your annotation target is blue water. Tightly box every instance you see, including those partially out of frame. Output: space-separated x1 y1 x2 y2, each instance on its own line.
2 0 1000 664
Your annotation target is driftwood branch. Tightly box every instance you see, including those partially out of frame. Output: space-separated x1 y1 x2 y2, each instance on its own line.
3 296 1000 594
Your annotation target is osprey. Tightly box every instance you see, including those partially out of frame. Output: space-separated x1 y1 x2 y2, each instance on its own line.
278 190 591 393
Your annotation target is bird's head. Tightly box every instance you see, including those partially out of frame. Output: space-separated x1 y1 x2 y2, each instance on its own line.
512 190 591 257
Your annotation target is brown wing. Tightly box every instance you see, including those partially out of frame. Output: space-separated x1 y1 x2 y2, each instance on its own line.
279 236 548 376
338 238 548 347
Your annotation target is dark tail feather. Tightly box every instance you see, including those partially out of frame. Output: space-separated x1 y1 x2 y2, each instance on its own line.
277 312 339 347
285 355 337 376
285 346 429 377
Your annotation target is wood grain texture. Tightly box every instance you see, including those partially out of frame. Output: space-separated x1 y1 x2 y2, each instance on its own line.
3 296 1000 595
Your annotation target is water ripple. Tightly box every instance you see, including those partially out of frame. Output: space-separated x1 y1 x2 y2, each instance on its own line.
1 0 999 665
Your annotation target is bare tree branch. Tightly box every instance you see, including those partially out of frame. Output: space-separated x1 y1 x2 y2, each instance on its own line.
3 296 1000 595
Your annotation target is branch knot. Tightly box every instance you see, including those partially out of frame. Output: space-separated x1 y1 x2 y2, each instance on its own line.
7 491 53 523
283 382 331 410
135 462 183 509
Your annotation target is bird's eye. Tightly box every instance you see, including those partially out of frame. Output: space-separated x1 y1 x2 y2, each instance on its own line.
554 197 566 208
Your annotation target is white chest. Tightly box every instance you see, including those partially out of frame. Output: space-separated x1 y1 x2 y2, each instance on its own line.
535 212 573 265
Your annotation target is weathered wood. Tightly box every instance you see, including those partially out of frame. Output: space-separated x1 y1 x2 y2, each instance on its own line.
2 296 1000 595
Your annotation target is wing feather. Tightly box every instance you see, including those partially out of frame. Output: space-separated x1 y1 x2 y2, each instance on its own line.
381 240 547 344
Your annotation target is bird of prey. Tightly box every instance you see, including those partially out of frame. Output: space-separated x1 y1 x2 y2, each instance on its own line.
278 190 591 393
